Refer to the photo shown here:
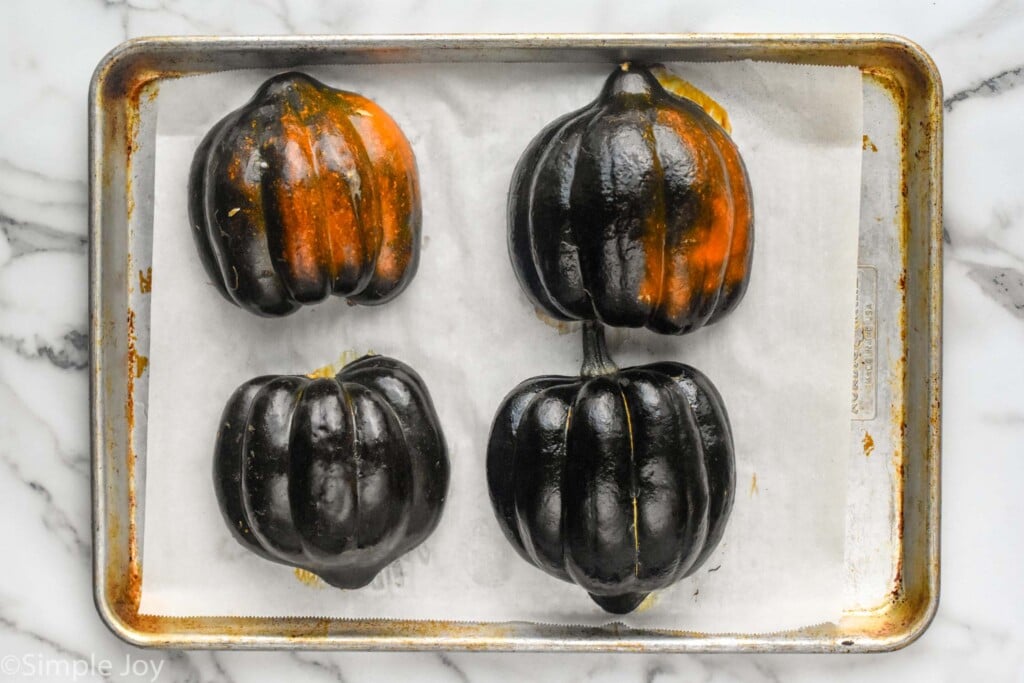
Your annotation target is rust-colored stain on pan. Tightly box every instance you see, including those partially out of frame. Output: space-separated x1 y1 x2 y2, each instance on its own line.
865 64 912 612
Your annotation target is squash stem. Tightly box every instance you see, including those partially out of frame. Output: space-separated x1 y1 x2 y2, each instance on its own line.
580 321 619 377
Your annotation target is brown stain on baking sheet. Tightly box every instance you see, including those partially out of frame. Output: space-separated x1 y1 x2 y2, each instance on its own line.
650 64 732 134
862 431 875 457
864 64 922 633
749 473 758 496
293 568 323 588
533 308 576 335
138 267 152 293
306 349 369 379
103 564 515 647
104 60 160 639
123 81 159 222
862 134 878 152
124 308 140 584
633 593 657 612
890 414 907 611
134 354 148 379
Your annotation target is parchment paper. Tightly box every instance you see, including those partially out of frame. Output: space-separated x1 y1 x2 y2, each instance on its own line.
139 61 863 632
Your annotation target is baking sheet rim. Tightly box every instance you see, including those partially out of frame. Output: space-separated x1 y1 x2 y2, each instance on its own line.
89 32 942 653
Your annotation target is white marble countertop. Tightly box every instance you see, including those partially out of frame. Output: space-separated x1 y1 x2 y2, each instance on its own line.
1 0 1022 680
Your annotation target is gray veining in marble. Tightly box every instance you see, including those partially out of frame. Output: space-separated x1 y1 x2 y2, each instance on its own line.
945 64 1024 111
967 263 1024 316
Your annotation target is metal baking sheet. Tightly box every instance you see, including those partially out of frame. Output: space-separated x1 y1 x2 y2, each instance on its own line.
89 34 941 653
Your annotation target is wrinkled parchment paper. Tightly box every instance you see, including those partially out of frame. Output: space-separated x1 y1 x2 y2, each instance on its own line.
139 61 863 632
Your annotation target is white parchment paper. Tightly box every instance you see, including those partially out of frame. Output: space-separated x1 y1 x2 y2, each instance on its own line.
139 61 863 632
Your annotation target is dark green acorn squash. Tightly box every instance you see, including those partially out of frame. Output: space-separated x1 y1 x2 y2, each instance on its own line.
214 355 448 588
189 72 421 317
508 63 754 334
487 323 735 613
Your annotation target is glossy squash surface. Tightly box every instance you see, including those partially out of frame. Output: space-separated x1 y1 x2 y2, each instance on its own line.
189 72 421 317
487 324 735 613
509 64 753 334
214 355 448 588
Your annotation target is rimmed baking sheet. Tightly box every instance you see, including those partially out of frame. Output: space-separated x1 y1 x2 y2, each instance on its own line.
90 34 941 652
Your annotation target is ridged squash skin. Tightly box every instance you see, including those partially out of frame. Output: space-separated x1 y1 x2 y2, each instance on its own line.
487 324 735 613
214 355 449 589
508 64 753 335
189 72 421 317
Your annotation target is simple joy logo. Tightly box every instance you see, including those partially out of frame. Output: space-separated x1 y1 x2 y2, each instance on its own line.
1 653 165 681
